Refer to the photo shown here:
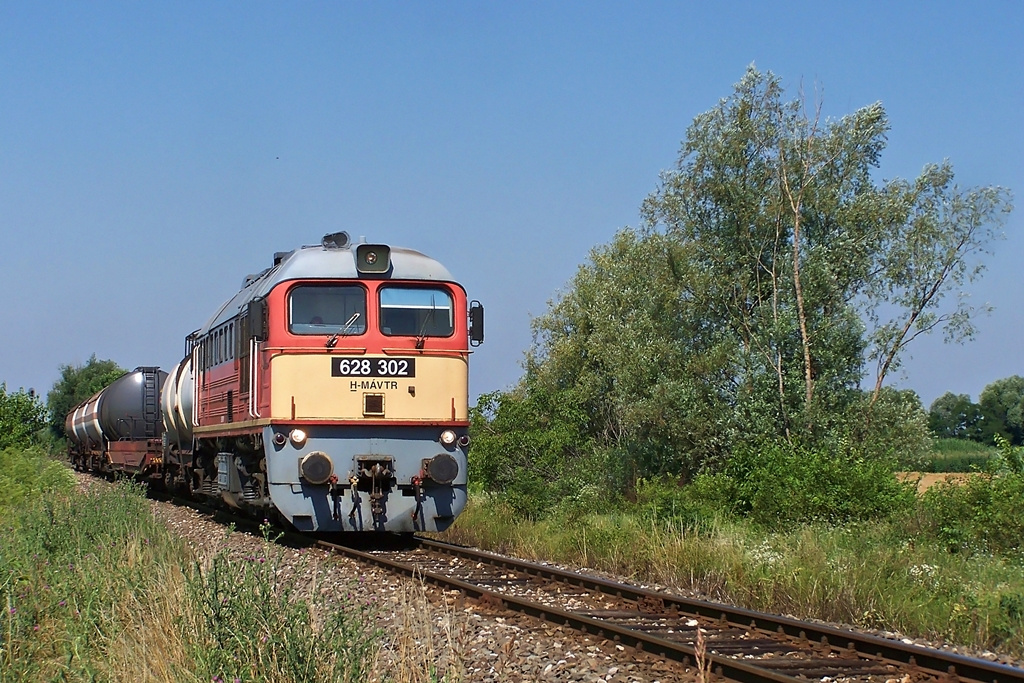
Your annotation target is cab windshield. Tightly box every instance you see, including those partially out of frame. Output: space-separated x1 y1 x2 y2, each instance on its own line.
379 287 454 337
289 285 367 335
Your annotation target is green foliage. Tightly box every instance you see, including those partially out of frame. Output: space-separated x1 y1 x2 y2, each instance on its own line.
920 474 1024 557
0 481 179 679
865 164 1012 397
929 392 986 440
523 228 737 482
470 387 600 519
183 522 380 683
913 437 1024 557
0 384 47 450
923 438 997 473
471 66 1011 524
979 375 1024 445
0 446 75 513
698 440 916 527
45 354 127 437
825 387 933 469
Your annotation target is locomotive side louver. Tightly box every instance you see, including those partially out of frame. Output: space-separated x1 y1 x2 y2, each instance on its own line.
363 393 384 416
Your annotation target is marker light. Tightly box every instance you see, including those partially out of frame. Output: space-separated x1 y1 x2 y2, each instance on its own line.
439 429 457 446
273 432 287 446
290 428 308 446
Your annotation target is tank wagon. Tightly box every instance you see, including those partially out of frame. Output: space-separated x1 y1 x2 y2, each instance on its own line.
68 233 484 534
66 367 168 476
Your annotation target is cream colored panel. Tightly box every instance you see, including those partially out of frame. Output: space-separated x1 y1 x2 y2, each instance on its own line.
269 353 468 421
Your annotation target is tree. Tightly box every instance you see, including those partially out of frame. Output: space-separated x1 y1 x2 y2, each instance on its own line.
642 68 897 432
642 66 1011 426
0 384 47 449
928 392 985 440
979 376 1024 445
473 67 1010 505
865 165 1012 403
46 355 127 438
525 229 737 481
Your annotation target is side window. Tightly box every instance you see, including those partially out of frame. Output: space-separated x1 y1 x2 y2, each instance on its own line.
379 287 454 337
289 285 367 335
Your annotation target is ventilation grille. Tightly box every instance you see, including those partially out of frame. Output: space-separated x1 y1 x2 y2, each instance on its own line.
363 394 384 416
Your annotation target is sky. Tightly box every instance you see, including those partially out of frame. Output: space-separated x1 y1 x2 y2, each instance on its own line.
1 1 1021 410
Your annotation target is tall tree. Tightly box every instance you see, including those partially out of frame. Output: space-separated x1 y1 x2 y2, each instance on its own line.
979 376 1024 445
475 67 1010 494
642 68 895 429
928 392 985 440
46 355 127 438
865 165 1012 403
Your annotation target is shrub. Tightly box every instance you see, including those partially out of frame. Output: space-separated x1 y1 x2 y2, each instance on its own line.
0 384 47 450
0 446 75 512
919 438 1024 556
705 440 916 527
922 438 997 473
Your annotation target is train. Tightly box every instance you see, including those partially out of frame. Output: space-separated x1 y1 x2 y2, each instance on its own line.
66 232 484 533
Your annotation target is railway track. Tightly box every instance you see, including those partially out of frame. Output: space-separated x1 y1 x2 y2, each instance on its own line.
143 483 1024 683
322 537 1024 683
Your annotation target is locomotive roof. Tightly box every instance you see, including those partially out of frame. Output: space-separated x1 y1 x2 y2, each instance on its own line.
196 241 457 335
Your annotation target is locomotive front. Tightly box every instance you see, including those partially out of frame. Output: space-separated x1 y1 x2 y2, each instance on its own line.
174 233 483 533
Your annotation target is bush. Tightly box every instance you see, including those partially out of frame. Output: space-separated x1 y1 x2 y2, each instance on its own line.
704 440 916 527
919 474 1024 556
0 446 75 512
0 384 47 450
918 438 1024 556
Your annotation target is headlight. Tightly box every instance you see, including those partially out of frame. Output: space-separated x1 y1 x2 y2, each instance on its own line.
425 453 459 485
290 428 307 446
300 451 333 485
439 429 457 446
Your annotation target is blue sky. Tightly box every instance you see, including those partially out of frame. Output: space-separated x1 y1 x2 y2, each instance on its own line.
1 1 1021 408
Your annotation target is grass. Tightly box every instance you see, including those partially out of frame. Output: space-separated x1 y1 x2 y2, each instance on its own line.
0 453 470 682
439 494 1024 655
922 438 998 473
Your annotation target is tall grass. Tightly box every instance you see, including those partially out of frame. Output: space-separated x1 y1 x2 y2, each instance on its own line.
180 522 380 683
0 477 383 682
1 480 189 680
441 495 1024 655
922 439 997 473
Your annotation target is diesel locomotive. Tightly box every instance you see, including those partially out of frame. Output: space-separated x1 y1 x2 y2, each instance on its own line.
66 232 484 533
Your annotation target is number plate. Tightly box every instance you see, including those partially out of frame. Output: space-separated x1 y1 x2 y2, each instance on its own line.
332 357 416 378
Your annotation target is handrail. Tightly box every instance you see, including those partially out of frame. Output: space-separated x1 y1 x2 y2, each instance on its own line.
191 346 199 430
248 338 262 418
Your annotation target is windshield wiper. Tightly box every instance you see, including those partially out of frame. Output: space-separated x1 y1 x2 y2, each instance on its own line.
326 312 360 348
414 304 436 350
